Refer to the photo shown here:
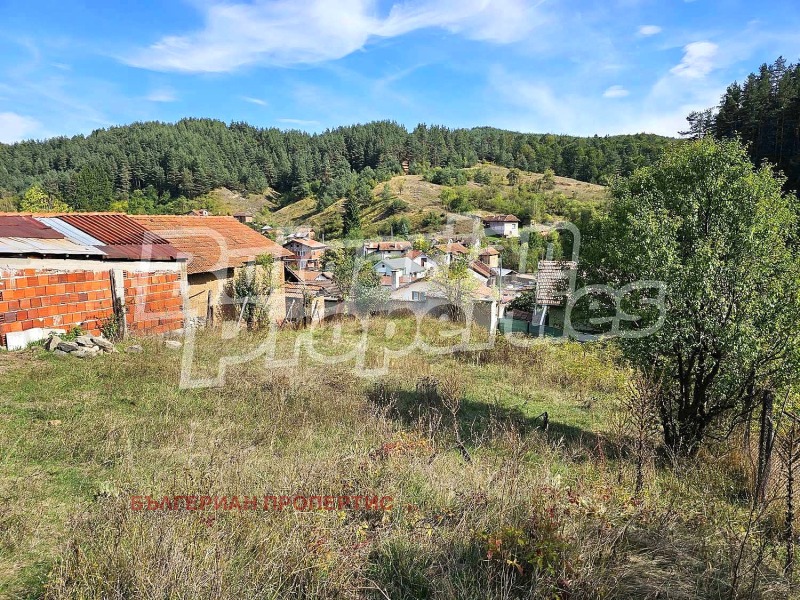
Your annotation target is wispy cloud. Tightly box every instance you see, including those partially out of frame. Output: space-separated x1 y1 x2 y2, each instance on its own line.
638 25 662 36
0 112 42 142
145 87 178 102
125 0 541 73
277 118 321 126
603 85 629 98
241 96 268 106
670 41 718 79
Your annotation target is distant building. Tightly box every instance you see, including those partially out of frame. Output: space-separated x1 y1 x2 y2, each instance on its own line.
386 278 499 333
534 259 577 329
233 212 254 224
0 214 185 348
433 242 471 266
478 246 500 268
362 240 412 259
283 237 328 269
133 215 292 325
483 214 520 238
374 257 426 279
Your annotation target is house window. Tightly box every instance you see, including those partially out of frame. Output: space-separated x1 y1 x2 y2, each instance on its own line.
411 291 426 302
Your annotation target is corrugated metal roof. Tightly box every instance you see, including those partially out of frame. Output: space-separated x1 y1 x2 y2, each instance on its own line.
0 236 106 256
36 217 105 247
59 214 172 246
96 244 179 261
0 216 64 239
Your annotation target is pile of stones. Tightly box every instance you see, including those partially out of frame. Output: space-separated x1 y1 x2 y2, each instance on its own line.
43 333 115 358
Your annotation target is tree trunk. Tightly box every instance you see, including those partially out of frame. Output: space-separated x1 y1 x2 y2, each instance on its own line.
756 390 775 504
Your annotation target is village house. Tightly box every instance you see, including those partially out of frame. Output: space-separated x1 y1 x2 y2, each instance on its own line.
533 259 577 329
385 276 499 333
433 241 471 266
233 212 254 224
0 214 185 349
478 246 500 268
132 215 292 325
483 214 520 238
282 237 327 269
406 249 436 271
374 257 426 279
362 240 412 260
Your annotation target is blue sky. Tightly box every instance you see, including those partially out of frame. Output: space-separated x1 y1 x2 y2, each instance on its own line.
1 0 799 143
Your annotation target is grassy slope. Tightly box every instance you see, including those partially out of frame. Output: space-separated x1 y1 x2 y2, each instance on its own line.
268 165 607 234
0 318 786 599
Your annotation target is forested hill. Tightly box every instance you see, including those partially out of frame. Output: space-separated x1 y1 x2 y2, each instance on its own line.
0 119 672 213
684 56 800 195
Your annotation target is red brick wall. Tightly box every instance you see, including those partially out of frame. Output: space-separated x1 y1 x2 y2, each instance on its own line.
123 271 183 335
0 269 114 344
0 267 184 346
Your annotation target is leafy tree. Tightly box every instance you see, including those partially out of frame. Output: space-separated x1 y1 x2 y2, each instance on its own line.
507 290 537 312
583 138 800 454
19 184 70 212
328 248 388 313
229 254 278 329
430 256 482 322
506 168 520 186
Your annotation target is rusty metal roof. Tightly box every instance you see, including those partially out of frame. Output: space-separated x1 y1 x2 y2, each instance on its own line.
56 214 180 261
59 214 172 246
0 216 64 239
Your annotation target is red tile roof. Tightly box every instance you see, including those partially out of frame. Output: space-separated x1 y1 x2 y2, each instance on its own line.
132 215 291 275
478 246 500 256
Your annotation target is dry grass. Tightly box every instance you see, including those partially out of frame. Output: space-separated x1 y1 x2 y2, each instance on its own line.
0 318 792 598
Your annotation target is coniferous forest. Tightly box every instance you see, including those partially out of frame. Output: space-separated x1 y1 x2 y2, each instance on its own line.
685 56 800 195
0 120 671 213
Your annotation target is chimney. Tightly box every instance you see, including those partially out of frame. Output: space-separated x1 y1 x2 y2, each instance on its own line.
391 269 401 290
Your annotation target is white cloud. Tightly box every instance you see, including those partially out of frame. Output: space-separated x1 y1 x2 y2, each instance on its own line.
126 0 540 73
0 112 42 142
670 41 718 79
241 96 268 106
603 85 629 98
277 118 321 126
638 25 661 36
145 87 177 102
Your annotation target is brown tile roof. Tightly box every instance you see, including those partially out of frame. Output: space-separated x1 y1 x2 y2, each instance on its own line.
132 215 291 275
292 269 332 283
434 242 470 255
478 246 500 256
483 214 520 223
284 237 327 249
535 260 577 306
469 259 493 278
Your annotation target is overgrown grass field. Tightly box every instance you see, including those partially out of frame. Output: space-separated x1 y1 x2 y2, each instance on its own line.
0 317 790 598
